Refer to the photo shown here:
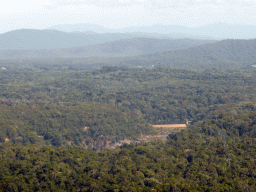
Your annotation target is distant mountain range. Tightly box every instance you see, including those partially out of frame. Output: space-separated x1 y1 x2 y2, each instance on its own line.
0 29 215 51
45 23 110 33
47 23 256 39
0 29 147 50
1 26 255 70
46 24 214 40
2 22 255 51
0 38 216 59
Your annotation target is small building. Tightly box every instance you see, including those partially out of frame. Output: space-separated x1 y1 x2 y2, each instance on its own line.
1 67 6 70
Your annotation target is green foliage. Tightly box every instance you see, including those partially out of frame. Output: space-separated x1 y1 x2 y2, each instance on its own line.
0 102 152 149
1 61 256 190
0 64 256 150
1 112 256 191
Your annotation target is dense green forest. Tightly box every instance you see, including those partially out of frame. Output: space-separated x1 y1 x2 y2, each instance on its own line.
1 112 256 191
0 63 256 148
1 58 256 191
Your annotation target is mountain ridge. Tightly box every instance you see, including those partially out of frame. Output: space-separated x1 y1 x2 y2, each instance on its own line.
0 29 151 50
47 22 256 39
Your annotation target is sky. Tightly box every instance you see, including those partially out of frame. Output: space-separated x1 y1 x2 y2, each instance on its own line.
1 0 256 33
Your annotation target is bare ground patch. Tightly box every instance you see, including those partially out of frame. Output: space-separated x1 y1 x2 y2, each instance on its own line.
80 124 187 150
152 124 187 128
107 124 188 149
83 126 89 132
107 135 168 149
152 124 187 133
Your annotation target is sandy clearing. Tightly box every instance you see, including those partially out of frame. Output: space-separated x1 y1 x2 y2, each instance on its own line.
152 124 187 128
83 126 89 132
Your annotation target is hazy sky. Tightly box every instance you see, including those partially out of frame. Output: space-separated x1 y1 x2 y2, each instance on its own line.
1 0 256 33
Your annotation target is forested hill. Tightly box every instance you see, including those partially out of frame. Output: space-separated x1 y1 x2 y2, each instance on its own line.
0 38 216 59
60 38 216 58
113 39 256 69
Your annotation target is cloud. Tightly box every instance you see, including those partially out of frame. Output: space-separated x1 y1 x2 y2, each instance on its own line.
49 0 256 8
50 0 149 7
0 0 53 13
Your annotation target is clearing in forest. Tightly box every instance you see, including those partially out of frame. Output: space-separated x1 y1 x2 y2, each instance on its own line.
152 124 187 131
152 124 187 128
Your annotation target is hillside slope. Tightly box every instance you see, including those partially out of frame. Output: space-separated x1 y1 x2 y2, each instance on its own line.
116 39 256 69
0 38 216 59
